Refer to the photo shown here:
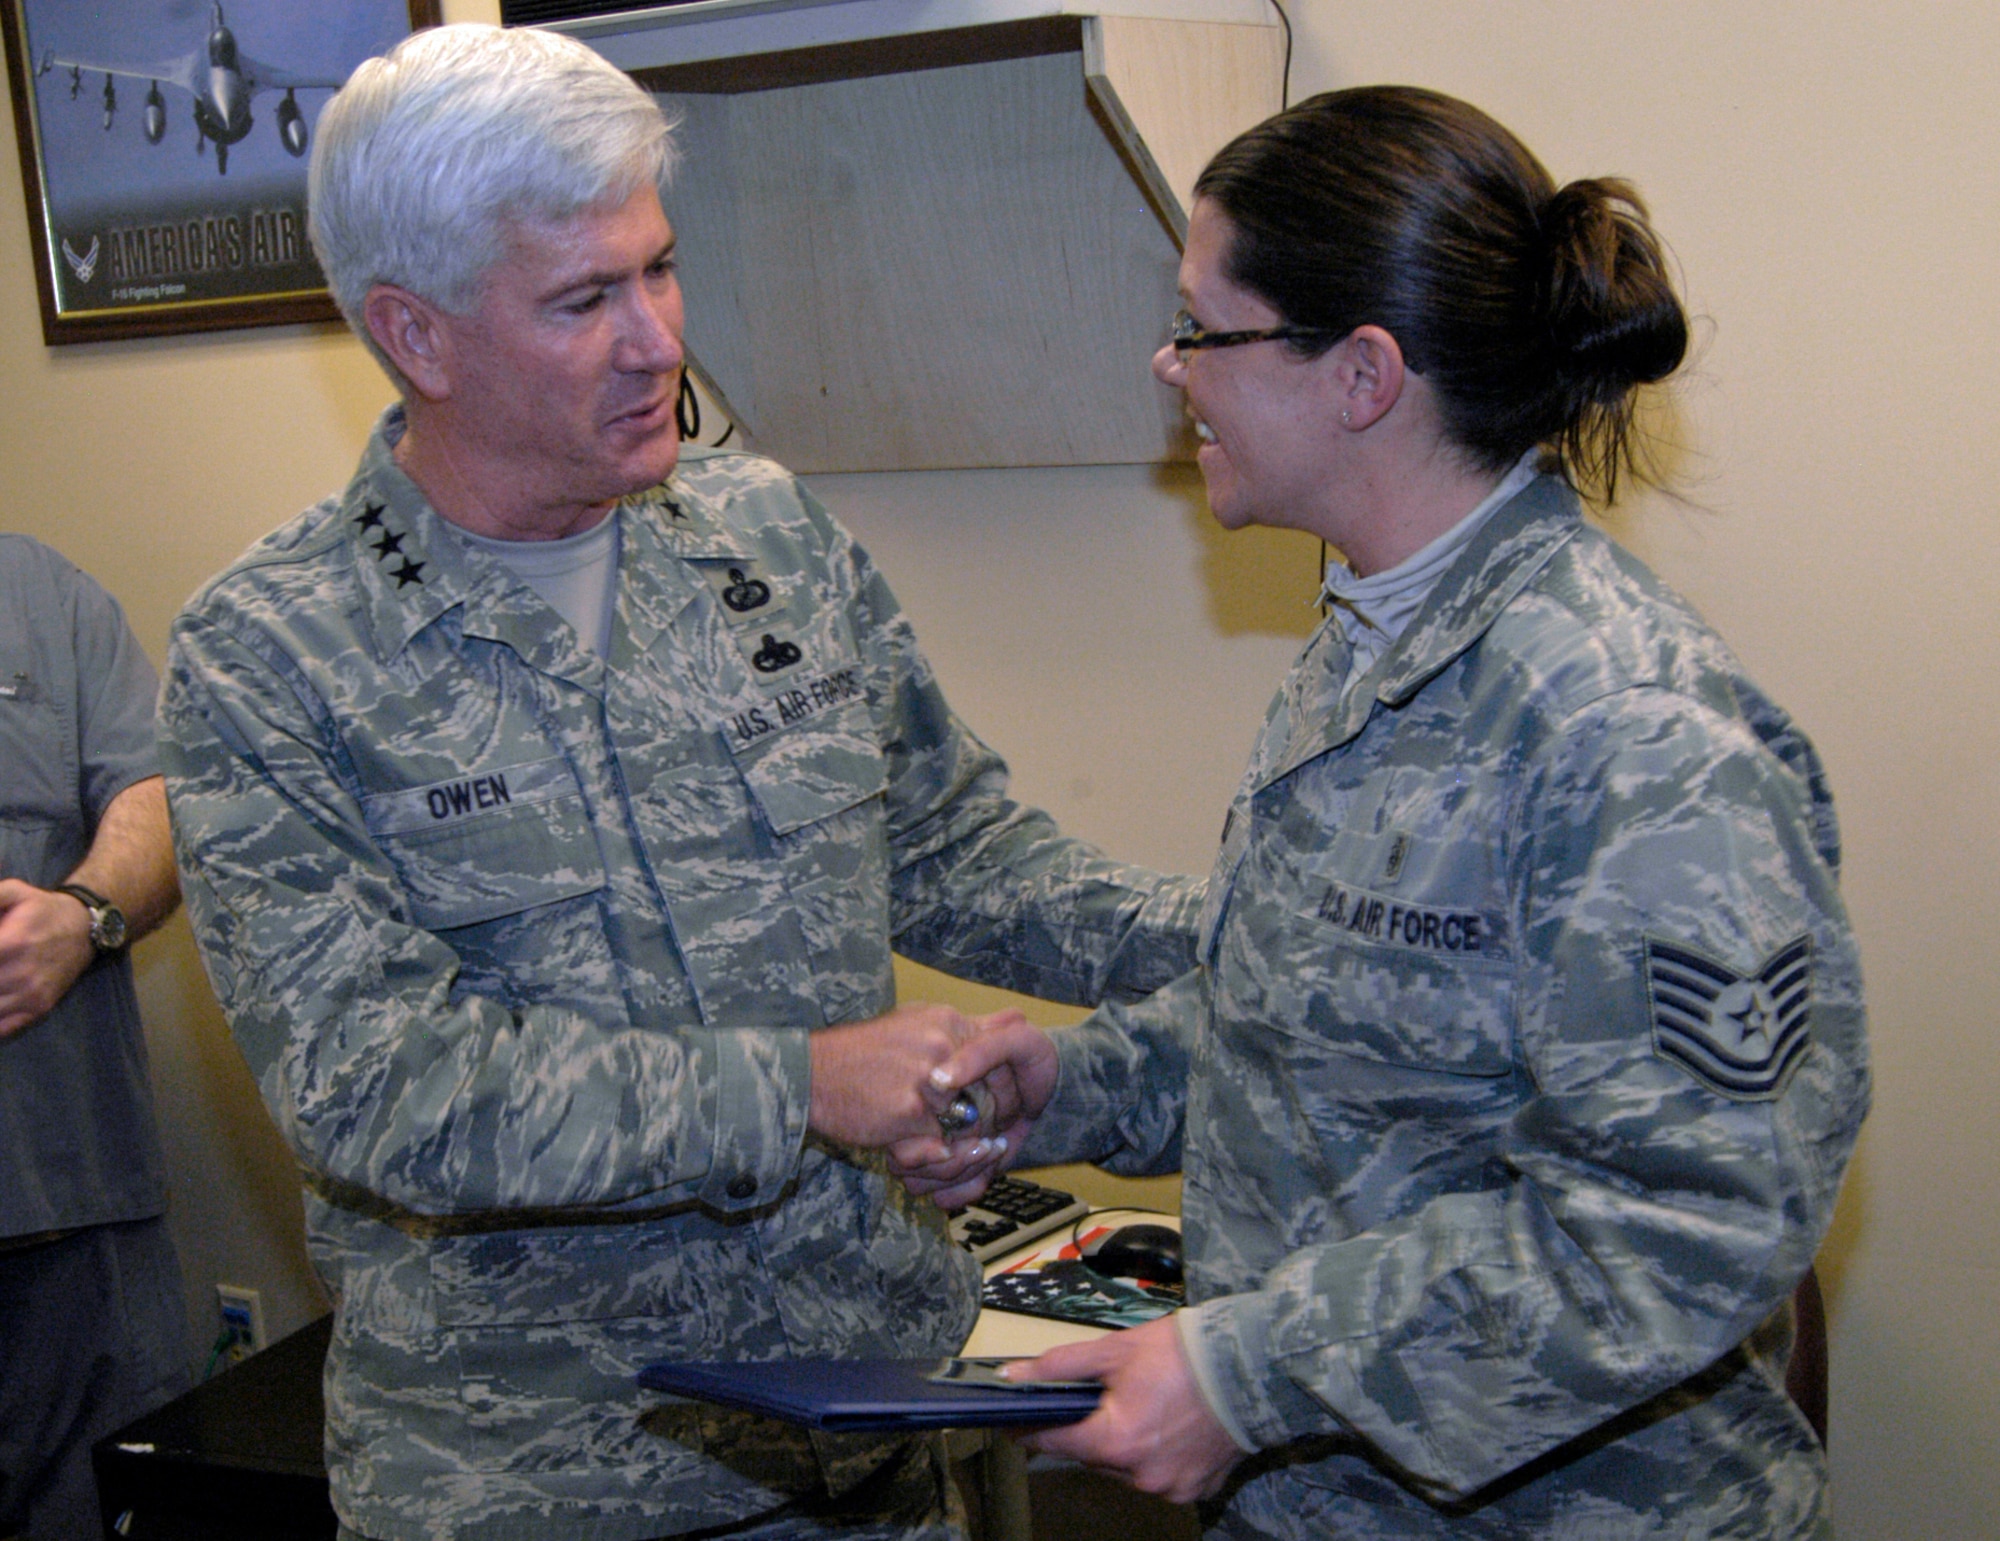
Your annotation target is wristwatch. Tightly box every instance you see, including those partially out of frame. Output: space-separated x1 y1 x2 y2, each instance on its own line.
58 883 128 955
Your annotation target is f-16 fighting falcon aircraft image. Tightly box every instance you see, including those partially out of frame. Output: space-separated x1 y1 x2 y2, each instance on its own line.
36 4 344 176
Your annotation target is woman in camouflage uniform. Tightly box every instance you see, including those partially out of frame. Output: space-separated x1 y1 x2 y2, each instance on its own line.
917 87 1869 1539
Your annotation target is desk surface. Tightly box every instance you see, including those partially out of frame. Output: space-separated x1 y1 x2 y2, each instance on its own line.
963 1209 1180 1359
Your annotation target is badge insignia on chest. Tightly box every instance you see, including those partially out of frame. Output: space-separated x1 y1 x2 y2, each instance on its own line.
1645 935 1812 1099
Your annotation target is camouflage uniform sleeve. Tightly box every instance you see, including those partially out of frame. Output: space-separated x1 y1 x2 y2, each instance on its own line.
1179 686 1866 1499
1013 966 1204 1175
810 494 1204 1007
160 611 795 1217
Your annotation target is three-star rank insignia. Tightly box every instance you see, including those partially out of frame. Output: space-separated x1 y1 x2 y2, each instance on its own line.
1645 935 1812 1100
354 501 424 587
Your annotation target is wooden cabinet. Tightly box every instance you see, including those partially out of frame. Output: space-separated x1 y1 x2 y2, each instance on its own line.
539 1 1283 471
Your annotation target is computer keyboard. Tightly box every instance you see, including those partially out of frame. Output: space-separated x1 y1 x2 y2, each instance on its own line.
948 1175 1091 1264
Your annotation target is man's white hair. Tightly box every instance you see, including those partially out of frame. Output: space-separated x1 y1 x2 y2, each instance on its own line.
308 24 678 382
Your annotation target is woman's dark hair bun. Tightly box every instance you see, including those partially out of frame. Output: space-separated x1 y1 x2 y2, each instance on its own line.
1528 177 1689 500
1198 87 1690 502
1540 179 1688 393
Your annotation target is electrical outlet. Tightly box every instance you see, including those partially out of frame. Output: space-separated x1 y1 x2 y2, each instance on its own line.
216 1284 266 1363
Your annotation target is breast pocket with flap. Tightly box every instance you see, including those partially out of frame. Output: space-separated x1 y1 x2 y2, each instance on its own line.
362 755 606 932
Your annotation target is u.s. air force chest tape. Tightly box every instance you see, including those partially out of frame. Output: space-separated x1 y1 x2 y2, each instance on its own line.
722 662 869 751
1200 806 1512 971
1312 879 1504 958
1214 862 1517 1078
1645 933 1814 1100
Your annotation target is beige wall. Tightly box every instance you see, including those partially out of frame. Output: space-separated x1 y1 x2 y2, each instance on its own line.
1294 11 2000 1536
2 1 1993 1534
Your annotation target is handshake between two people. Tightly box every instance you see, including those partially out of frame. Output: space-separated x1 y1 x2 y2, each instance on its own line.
805 1001 1055 1208
806 1002 1249 1503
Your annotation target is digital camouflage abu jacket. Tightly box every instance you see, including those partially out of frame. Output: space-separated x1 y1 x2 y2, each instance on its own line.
161 412 1202 1541
1021 475 1869 1540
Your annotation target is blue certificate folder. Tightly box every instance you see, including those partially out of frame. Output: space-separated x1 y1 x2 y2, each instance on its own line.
637 1358 1101 1431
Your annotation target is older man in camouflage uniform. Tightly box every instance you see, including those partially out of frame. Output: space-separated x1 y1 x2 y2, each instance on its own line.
159 25 1198 1541
938 471 1869 1538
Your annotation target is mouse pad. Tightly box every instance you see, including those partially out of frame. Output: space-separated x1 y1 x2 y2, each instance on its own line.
980 1259 1181 1329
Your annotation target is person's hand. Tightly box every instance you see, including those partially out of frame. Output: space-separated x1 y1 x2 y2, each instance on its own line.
808 1003 1031 1148
0 880 95 1039
1010 1314 1245 1504
887 1017 1058 1206
889 1125 1018 1209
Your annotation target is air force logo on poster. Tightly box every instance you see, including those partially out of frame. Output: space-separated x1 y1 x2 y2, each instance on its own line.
18 0 415 316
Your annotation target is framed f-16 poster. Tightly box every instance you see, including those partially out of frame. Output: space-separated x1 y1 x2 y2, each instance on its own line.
3 0 439 344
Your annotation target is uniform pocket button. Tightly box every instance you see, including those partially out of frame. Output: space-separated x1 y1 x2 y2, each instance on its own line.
726 1174 758 1200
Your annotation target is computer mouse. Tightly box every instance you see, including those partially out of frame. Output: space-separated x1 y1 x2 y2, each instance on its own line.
1081 1222 1183 1286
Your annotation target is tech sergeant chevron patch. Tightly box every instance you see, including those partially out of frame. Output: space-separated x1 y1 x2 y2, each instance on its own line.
1645 935 1813 1099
